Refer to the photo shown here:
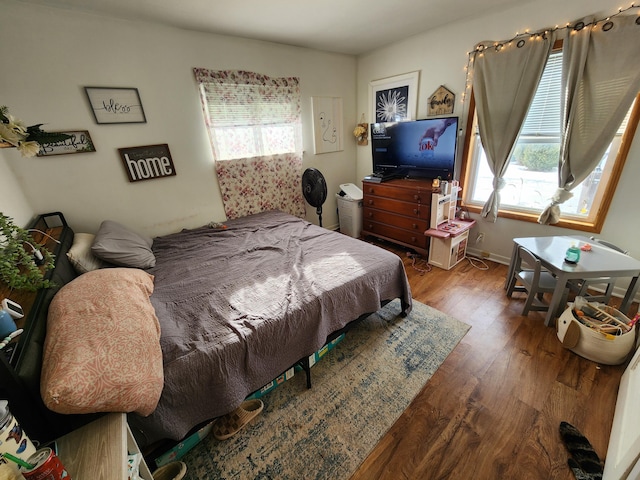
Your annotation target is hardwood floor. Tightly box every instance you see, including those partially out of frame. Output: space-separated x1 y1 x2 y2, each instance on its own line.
350 241 637 480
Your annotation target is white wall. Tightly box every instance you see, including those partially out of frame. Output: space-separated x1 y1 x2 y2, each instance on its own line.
0 150 34 226
357 0 640 274
0 0 357 235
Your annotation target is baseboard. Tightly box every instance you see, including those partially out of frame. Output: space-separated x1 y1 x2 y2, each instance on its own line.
466 248 510 266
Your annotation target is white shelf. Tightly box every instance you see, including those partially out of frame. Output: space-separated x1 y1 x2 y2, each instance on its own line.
57 413 152 480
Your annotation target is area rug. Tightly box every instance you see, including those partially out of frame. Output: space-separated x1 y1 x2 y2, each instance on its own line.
182 299 470 480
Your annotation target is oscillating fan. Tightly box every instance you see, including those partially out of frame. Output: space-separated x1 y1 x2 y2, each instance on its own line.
302 168 328 227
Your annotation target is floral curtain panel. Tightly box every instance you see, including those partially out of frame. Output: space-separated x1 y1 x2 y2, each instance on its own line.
194 69 306 220
215 153 306 220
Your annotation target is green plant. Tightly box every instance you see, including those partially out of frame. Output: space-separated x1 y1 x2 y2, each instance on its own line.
514 144 560 172
0 213 55 291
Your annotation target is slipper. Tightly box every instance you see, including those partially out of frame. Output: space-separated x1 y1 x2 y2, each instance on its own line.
152 461 187 480
212 399 264 440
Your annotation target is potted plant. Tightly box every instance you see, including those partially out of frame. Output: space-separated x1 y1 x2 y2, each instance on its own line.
0 213 55 291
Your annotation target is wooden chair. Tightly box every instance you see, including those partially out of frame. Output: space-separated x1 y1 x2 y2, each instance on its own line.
507 246 564 316
567 237 628 304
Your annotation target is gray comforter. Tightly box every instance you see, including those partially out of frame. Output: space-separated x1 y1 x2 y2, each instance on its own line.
130 210 412 444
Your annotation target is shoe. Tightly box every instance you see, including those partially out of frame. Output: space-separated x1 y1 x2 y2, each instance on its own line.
152 461 187 480
212 399 264 440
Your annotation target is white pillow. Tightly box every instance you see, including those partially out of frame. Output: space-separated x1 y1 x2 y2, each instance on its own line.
67 233 109 274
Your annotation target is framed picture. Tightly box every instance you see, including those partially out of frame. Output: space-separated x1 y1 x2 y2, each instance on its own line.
118 144 176 182
369 71 420 123
311 96 344 154
84 87 146 124
37 130 96 156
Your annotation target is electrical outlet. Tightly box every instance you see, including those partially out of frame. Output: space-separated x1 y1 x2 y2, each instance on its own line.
476 232 485 244
481 251 490 258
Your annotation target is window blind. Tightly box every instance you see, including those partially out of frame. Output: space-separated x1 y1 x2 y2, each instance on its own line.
520 51 562 137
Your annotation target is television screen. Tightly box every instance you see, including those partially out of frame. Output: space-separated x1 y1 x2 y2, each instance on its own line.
370 117 458 180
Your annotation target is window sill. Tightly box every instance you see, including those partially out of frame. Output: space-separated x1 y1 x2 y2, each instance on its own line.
464 204 601 233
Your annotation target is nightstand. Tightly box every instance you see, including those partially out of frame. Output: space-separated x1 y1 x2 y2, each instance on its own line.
56 413 153 480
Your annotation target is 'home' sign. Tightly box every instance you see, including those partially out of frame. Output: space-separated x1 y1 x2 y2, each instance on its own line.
118 144 177 182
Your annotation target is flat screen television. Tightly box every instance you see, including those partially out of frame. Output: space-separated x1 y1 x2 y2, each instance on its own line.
370 117 459 180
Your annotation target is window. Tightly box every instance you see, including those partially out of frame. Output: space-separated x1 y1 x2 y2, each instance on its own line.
461 49 639 232
195 71 302 161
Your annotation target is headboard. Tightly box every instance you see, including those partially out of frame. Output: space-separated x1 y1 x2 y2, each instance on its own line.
0 212 100 444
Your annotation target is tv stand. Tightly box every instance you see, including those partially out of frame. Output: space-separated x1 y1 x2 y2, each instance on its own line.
361 178 434 255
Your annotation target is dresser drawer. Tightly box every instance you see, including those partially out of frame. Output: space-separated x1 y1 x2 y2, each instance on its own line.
362 183 430 204
363 196 428 219
363 221 428 250
363 207 428 232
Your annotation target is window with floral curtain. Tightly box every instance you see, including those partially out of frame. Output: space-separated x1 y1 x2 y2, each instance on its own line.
193 69 306 220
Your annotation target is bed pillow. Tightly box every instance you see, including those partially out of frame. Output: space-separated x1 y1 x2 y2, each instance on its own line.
41 268 163 416
67 233 110 274
91 220 156 269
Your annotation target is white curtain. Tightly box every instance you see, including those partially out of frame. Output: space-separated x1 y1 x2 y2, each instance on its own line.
472 33 556 221
538 15 640 224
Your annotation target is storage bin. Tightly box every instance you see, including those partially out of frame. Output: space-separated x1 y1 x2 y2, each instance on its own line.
336 183 363 238
556 302 635 365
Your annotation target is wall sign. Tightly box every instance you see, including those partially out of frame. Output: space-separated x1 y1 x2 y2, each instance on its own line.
118 144 176 182
85 87 147 124
428 85 455 116
37 130 96 156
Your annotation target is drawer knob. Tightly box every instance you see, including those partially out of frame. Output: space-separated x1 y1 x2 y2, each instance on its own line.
368 212 373 218
368 224 373 229
413 208 419 215
412 223 417 229
368 188 374 193
414 194 419 201
369 200 374 205
411 236 417 242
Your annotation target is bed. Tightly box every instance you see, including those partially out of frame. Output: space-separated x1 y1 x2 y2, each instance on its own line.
2 210 412 447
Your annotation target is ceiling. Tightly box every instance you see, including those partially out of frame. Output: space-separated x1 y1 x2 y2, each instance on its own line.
20 0 534 55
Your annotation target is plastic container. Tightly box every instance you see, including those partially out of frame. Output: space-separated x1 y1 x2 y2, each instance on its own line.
336 183 363 238
0 310 17 338
564 244 581 264
0 401 36 462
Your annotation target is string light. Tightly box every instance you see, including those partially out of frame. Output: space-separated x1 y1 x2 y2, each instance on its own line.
460 3 639 105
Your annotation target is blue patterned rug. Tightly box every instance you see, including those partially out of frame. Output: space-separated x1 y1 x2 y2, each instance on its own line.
182 299 470 480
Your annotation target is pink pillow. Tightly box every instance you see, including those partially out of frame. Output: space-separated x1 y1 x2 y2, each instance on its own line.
41 268 163 416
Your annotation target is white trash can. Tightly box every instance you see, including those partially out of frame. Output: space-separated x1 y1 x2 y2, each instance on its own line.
336 183 363 238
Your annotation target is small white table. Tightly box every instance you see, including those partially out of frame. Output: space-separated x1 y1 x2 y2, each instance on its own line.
506 236 640 326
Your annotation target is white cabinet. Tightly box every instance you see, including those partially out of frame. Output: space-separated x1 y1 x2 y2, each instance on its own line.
56 413 153 480
603 346 640 479
428 228 471 270
425 188 475 270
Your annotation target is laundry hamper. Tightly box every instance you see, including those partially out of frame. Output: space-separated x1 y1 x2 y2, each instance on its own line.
556 301 636 365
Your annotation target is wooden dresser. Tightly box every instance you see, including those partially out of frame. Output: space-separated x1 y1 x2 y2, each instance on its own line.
361 178 434 256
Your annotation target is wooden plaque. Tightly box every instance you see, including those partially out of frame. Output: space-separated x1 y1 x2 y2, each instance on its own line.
428 85 455 116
